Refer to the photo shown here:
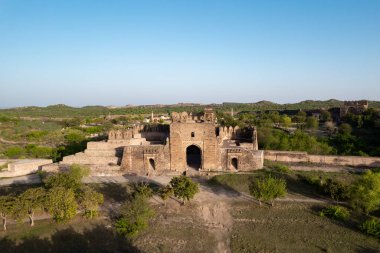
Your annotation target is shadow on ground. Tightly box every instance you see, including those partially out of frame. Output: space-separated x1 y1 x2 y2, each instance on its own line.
0 225 140 253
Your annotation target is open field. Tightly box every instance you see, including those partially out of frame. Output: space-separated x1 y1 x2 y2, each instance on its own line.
230 201 380 253
1 170 379 253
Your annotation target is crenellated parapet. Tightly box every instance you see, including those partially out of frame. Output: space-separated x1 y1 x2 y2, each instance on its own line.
171 108 216 123
218 126 241 140
108 124 169 141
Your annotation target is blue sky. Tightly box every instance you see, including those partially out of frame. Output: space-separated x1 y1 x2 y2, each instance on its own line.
0 0 379 107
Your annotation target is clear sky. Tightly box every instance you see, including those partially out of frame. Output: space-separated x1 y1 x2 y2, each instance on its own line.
0 0 379 108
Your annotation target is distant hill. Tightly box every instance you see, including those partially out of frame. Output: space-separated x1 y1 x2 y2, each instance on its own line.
0 100 379 118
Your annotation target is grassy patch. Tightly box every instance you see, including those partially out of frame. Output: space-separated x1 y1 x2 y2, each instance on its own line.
230 201 380 253
133 203 218 253
0 217 138 253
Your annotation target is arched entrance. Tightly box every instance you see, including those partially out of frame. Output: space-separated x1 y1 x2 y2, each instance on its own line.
186 145 202 170
231 158 238 170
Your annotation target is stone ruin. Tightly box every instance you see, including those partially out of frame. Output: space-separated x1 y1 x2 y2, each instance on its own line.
51 108 263 176
340 100 368 117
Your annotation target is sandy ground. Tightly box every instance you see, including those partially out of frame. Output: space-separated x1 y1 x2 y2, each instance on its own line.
0 173 342 252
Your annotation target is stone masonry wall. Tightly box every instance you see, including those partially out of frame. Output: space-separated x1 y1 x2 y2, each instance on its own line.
121 144 170 175
169 122 218 172
220 149 264 171
264 150 380 167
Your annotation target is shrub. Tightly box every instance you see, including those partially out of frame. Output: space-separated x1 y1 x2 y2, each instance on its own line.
323 179 350 202
132 182 153 199
158 185 174 206
44 164 89 192
301 175 350 202
4 146 24 159
25 144 53 158
350 170 380 214
272 163 290 174
319 205 350 221
115 195 155 238
361 218 380 238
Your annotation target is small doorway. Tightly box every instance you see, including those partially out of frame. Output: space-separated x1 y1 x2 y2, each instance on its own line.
186 145 202 170
231 158 238 170
149 158 156 170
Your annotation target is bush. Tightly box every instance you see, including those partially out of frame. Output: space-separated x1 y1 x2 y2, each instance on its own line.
361 218 380 238
25 144 53 158
323 179 350 202
350 170 380 214
319 205 350 221
266 161 290 174
43 164 89 192
158 185 173 205
115 195 155 238
301 175 350 202
26 130 48 141
132 182 153 199
4 146 24 158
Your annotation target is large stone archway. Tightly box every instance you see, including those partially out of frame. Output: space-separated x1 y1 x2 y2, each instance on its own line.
186 145 202 170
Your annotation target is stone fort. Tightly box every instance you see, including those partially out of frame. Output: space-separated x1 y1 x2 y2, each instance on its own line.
58 108 264 175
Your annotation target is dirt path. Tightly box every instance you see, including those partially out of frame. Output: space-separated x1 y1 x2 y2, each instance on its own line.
0 136 27 144
194 184 235 253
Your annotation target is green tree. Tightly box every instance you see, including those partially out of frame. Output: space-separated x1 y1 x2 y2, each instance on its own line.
46 187 78 223
115 195 155 238
170 176 199 205
78 186 104 218
158 185 174 206
44 164 89 192
320 111 332 122
338 123 352 136
281 115 292 128
306 116 319 130
350 170 380 214
19 187 46 226
0 195 16 230
249 175 287 206
294 111 307 123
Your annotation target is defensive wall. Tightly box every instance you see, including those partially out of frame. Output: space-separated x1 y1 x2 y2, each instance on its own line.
264 150 380 167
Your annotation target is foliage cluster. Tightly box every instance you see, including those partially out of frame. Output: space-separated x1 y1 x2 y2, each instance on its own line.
249 174 287 206
350 170 380 214
169 176 200 205
259 128 333 155
361 218 380 238
0 165 103 230
319 205 350 221
115 183 155 239
265 160 290 173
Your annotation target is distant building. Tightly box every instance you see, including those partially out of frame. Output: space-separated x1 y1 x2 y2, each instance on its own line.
340 100 369 117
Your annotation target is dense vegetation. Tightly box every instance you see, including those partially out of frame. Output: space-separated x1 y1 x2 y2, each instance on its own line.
1 100 380 118
0 165 104 229
1 100 379 160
